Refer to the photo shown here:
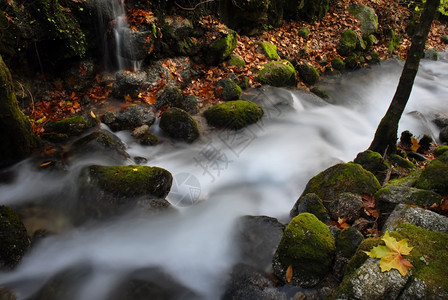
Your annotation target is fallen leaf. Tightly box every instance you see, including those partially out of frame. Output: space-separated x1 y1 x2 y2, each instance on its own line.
286 265 293 283
364 231 413 276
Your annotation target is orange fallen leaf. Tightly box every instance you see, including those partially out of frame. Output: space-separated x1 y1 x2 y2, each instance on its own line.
286 265 293 283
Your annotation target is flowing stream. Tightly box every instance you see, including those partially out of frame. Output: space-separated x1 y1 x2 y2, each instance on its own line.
1 55 448 299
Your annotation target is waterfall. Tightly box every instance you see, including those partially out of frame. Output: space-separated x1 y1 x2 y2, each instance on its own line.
92 0 140 71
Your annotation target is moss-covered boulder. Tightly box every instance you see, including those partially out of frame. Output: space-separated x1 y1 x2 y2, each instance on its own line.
77 165 173 221
204 29 238 65
434 145 448 158
0 56 39 168
337 30 358 57
375 186 442 219
272 213 335 287
227 54 246 68
290 193 330 224
389 153 416 169
332 224 448 299
0 205 30 269
214 78 242 101
298 27 311 38
259 42 279 60
256 60 297 86
348 4 378 36
333 227 364 280
415 159 448 196
159 108 199 143
155 85 183 110
353 150 390 184
331 57 345 71
204 100 264 130
297 61 320 86
298 162 381 209
43 116 89 140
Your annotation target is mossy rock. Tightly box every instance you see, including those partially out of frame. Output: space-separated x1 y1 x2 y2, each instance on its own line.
0 56 39 168
434 146 448 159
331 57 345 71
227 54 246 68
84 165 173 199
442 35 448 44
290 193 330 224
204 100 264 130
334 225 448 299
424 48 438 61
205 29 238 65
256 60 297 87
299 162 381 209
337 30 358 57
215 78 242 101
389 153 415 169
43 116 88 137
415 159 448 196
159 108 199 143
333 227 365 279
375 186 442 218
0 205 30 270
348 4 378 36
259 42 279 60
298 27 311 38
139 132 159 146
353 150 390 184
272 213 335 288
155 85 183 110
297 61 320 86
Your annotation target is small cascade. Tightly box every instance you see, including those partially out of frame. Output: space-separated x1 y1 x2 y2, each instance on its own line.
93 0 140 71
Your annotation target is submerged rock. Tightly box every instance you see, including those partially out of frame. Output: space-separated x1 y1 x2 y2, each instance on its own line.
0 205 30 270
204 100 264 130
159 108 199 143
256 60 297 86
272 213 335 288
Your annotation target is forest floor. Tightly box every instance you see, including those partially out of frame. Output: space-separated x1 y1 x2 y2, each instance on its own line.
21 0 448 135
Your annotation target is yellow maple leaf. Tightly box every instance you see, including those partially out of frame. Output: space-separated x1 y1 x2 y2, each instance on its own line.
410 137 420 152
364 231 414 276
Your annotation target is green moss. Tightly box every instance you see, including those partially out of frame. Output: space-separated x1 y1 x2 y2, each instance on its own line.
387 169 422 187
300 162 381 207
44 116 88 137
415 160 448 195
297 61 320 86
204 100 264 130
215 78 242 101
227 54 246 68
434 146 448 159
354 150 390 184
331 57 345 71
259 42 279 60
337 30 358 57
391 224 448 296
336 227 365 259
0 56 39 168
87 165 173 198
159 108 199 143
348 4 378 36
256 60 297 86
139 132 159 146
298 27 311 38
442 35 448 44
388 29 401 56
292 193 330 224
206 29 238 65
0 205 30 269
274 213 335 287
389 154 416 169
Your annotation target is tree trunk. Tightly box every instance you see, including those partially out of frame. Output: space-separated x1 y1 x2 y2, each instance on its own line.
0 55 39 168
368 0 440 156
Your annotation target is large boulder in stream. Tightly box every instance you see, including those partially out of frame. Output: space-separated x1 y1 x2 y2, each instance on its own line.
204 100 264 130
295 162 381 218
272 213 335 288
330 224 448 299
77 165 173 221
0 205 30 270
256 60 297 87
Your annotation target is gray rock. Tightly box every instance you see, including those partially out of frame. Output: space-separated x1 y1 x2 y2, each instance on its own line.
155 84 183 110
333 227 364 280
112 70 147 99
349 4 378 36
290 193 330 224
159 108 199 143
440 126 448 144
327 192 364 223
234 215 284 271
383 204 448 233
375 185 441 218
102 105 155 132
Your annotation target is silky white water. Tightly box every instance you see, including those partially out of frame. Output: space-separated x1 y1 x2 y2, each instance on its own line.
1 56 447 299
